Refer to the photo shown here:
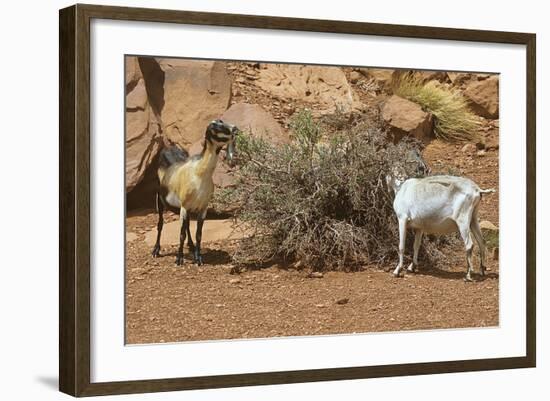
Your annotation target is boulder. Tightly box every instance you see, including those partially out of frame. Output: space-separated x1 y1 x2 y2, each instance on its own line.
255 64 354 114
357 68 396 90
463 75 499 119
158 58 232 146
447 72 473 87
221 103 289 145
125 103 163 192
382 95 434 142
416 70 449 83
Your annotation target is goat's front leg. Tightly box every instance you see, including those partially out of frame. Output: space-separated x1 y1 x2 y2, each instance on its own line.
176 207 189 266
393 218 407 277
193 210 206 266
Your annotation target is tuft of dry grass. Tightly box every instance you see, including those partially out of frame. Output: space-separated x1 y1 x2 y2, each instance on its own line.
217 110 434 271
392 73 480 142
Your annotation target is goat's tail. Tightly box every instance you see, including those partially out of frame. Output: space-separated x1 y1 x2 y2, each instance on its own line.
157 146 189 182
479 188 497 199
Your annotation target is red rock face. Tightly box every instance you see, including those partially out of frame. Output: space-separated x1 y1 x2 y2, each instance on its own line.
254 64 354 115
157 58 232 147
125 57 163 192
221 103 288 145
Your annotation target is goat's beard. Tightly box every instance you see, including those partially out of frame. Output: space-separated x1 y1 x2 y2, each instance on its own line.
225 141 236 165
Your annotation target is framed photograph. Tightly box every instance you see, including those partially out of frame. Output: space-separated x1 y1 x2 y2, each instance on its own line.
59 4 536 397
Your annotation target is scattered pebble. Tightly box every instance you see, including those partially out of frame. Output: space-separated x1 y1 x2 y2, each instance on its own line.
336 298 349 305
461 143 476 153
229 278 241 284
308 272 324 279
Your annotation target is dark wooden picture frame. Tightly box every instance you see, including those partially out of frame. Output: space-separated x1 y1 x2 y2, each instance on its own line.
59 3 536 397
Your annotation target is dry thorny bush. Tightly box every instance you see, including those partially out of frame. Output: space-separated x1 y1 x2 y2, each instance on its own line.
216 109 454 272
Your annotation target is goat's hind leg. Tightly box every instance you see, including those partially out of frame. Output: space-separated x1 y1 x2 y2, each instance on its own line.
458 221 475 282
186 223 195 252
470 214 486 277
407 230 423 273
176 208 189 266
152 192 164 257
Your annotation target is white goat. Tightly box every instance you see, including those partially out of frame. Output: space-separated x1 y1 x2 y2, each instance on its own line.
390 175 496 281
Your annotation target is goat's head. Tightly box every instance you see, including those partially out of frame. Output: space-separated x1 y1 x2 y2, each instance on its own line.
205 119 239 164
386 148 431 195
406 148 431 177
386 167 407 195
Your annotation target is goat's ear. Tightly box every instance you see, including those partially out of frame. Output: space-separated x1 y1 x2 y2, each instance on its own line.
205 128 212 142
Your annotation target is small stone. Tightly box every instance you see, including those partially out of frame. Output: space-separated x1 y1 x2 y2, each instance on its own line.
336 298 349 305
349 71 362 84
476 138 486 150
476 150 486 157
126 232 138 242
461 143 476 153
229 278 241 284
480 221 498 231
308 272 324 279
315 304 327 308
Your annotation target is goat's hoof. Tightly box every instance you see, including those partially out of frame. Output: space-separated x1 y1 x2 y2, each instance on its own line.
194 256 203 266
151 246 160 258
464 276 473 282
393 272 402 278
175 255 184 266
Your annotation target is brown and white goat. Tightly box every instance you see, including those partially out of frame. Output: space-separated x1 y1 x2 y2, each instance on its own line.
152 119 238 266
